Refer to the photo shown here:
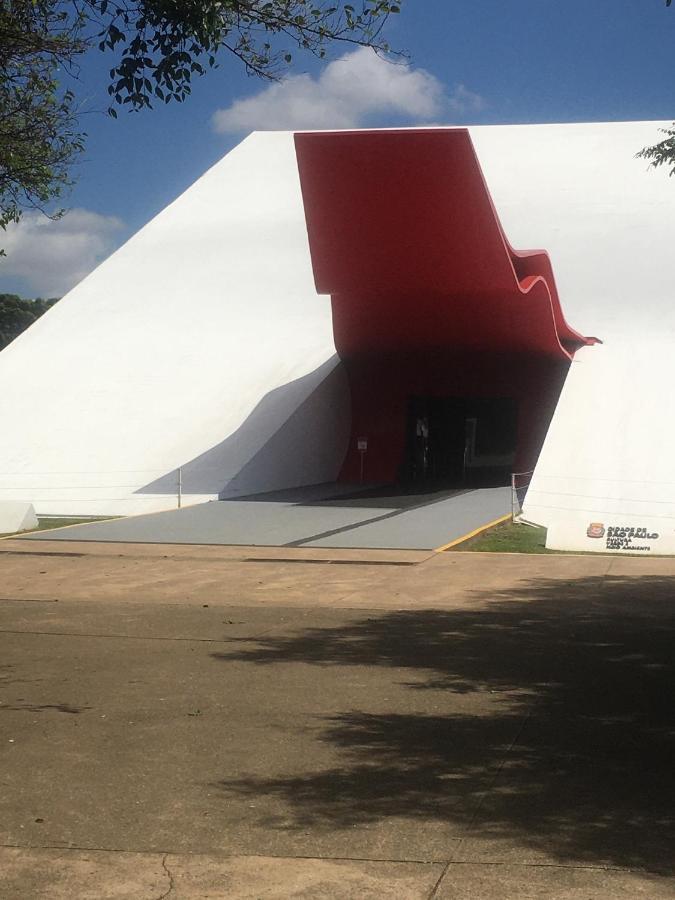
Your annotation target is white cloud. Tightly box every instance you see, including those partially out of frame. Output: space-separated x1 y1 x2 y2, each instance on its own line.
212 47 484 133
0 208 123 296
448 83 485 114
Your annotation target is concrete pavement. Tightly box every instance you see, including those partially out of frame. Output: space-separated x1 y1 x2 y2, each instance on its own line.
1 541 674 897
20 484 512 550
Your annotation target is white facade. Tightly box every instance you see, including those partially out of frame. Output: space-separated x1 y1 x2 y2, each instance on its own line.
1 122 674 539
0 132 349 515
469 123 675 549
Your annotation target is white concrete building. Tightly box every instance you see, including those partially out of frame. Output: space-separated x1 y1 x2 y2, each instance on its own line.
1 122 673 553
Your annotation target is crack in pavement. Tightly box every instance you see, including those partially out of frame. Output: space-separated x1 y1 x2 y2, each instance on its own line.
430 712 533 899
156 853 175 899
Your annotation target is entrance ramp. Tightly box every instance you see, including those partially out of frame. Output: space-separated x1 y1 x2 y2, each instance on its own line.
301 486 510 550
20 484 511 551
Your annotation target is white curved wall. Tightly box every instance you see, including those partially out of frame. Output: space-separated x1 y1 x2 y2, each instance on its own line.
0 132 348 515
469 122 675 544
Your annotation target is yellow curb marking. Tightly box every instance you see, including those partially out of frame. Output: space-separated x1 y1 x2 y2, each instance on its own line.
434 513 512 553
0 516 120 542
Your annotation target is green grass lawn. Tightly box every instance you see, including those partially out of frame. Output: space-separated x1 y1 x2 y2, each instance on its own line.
455 519 675 557
453 520 552 553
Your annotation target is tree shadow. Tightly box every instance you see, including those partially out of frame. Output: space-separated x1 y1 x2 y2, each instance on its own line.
211 574 675 873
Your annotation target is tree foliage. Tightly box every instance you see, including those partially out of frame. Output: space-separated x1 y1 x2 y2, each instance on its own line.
637 126 675 176
0 293 58 349
0 2 85 238
92 1 403 113
0 1 402 233
638 0 675 174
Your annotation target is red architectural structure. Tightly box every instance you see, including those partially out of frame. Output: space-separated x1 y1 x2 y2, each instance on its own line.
295 129 597 486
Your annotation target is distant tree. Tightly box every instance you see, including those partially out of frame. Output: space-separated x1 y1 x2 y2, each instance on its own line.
0 1 403 236
0 293 58 350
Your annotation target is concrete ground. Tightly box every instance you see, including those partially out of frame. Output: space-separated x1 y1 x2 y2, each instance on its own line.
1 539 674 898
21 483 512 550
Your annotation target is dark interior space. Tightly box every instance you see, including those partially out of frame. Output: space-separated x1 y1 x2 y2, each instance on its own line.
405 395 518 487
338 349 570 489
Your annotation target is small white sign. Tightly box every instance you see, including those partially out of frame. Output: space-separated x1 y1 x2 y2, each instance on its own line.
357 438 368 451
546 515 675 555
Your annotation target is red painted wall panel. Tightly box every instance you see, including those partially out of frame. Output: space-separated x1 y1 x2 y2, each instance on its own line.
294 129 596 484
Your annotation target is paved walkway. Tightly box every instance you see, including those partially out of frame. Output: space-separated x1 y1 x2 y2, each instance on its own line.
1 541 674 897
22 483 511 550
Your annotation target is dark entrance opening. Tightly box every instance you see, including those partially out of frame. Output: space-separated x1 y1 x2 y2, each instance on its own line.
336 350 571 488
405 396 518 488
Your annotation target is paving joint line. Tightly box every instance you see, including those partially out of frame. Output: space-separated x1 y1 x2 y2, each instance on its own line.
428 862 451 899
0 596 444 612
438 710 532 894
0 843 649 875
0 628 249 644
284 488 483 548
242 557 418 566
0 550 90 558
0 842 445 866
432 859 638 873
0 549 422 566
284 508 412 548
0 597 59 604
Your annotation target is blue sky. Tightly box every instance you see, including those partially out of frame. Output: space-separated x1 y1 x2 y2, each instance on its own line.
3 0 675 296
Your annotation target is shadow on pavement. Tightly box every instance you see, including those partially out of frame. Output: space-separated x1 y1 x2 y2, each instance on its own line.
211 575 675 874
0 702 90 714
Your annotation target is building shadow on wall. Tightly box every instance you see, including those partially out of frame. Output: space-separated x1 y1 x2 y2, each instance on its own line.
135 356 350 500
210 574 675 874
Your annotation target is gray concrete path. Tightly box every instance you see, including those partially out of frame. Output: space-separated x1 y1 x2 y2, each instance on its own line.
21 483 511 550
1 543 674 897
